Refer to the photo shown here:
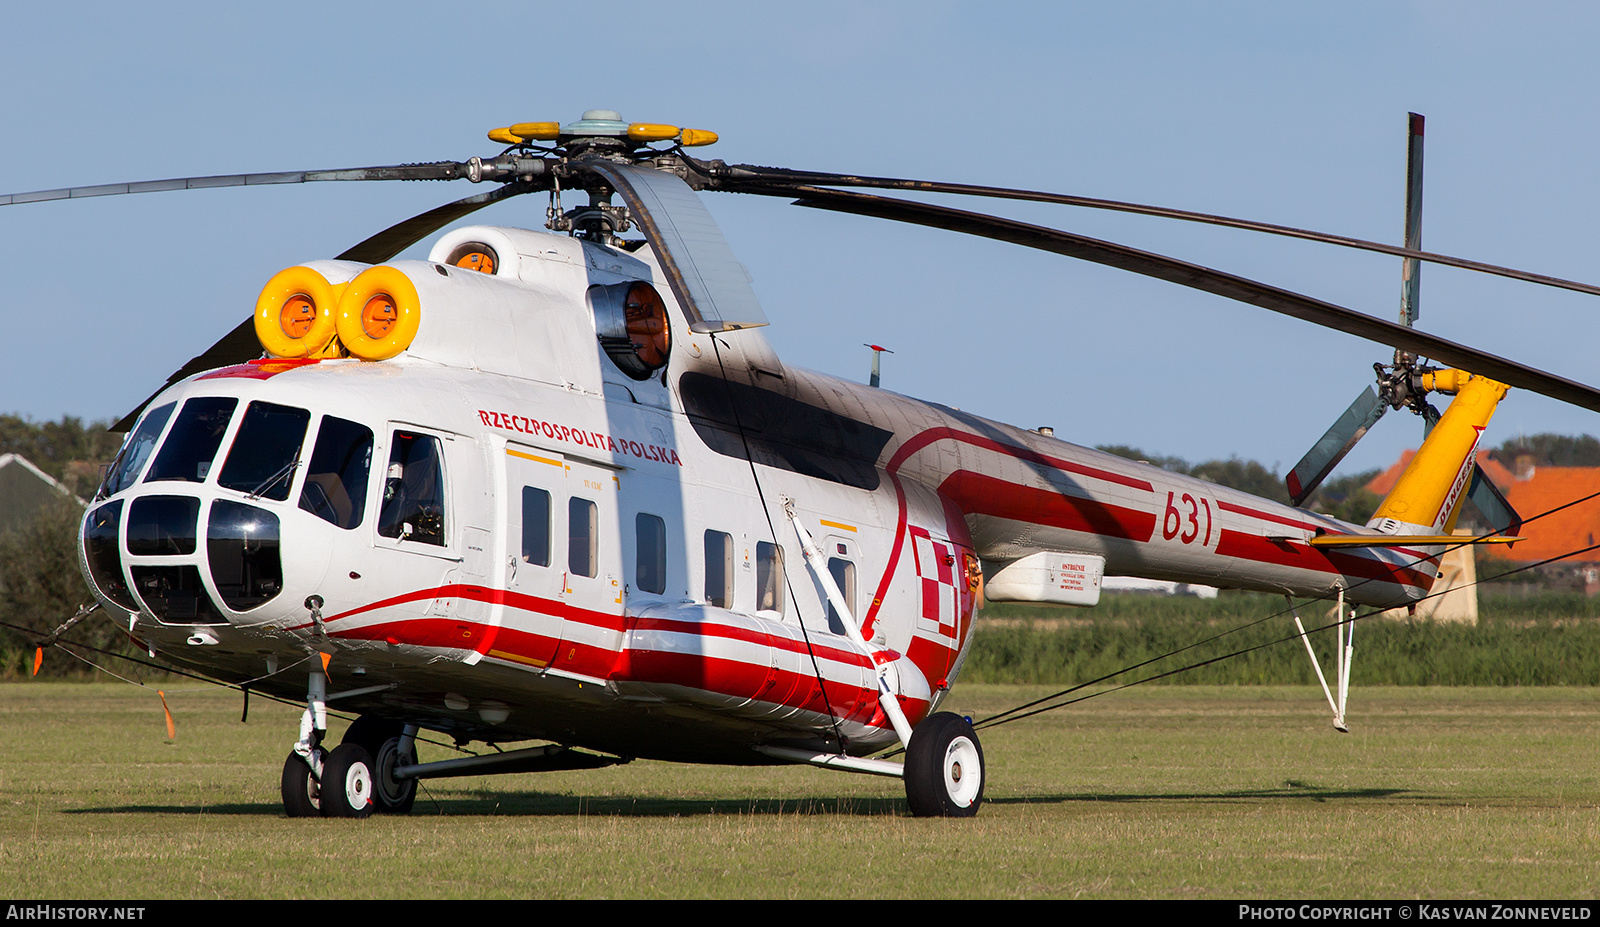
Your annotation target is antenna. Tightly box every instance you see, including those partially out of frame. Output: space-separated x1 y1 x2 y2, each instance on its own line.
864 344 893 388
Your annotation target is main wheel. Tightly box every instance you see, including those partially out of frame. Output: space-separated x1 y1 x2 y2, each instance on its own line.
904 712 985 817
341 716 417 814
320 743 375 819
280 750 322 817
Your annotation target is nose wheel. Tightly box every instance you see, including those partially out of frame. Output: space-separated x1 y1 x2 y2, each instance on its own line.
280 748 325 817
320 743 376 818
904 712 985 817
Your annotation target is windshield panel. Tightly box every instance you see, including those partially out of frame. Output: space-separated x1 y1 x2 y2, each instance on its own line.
218 401 311 500
99 402 175 498
145 397 238 484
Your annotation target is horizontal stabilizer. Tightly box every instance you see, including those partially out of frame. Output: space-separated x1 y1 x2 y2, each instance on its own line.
1305 534 1519 549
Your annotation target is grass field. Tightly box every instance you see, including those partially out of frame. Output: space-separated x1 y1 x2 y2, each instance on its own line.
1 682 1596 899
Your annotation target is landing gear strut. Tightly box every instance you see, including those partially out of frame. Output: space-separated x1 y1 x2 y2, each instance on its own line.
281 666 329 818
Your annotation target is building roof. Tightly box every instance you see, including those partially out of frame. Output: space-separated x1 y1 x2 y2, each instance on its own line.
0 453 85 535
1491 467 1600 564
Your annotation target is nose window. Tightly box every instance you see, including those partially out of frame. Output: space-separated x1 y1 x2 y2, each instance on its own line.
298 416 374 529
145 397 238 484
82 500 139 613
207 501 283 611
130 565 225 625
218 401 311 500
126 496 200 555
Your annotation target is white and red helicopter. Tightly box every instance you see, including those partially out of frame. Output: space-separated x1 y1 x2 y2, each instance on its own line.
12 110 1600 817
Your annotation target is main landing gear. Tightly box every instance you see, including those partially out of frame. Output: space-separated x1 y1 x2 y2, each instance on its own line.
904 712 985 818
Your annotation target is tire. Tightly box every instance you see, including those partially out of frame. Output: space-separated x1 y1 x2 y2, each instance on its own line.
320 743 375 819
342 717 417 814
280 750 322 818
904 712 985 818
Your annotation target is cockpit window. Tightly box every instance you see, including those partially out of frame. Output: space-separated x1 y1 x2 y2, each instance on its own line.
145 397 238 484
378 431 446 546
99 402 175 498
218 402 311 501
299 416 373 530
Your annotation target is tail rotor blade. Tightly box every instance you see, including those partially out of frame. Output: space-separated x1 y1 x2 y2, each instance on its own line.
1287 386 1389 506
1466 465 1522 536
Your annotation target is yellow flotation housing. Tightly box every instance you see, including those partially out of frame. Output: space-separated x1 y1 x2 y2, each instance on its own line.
335 265 422 361
254 266 344 358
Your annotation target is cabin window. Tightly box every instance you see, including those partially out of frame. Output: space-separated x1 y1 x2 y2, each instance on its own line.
704 530 733 608
521 487 551 567
569 497 597 578
100 402 175 498
298 416 373 530
378 431 446 546
145 397 238 484
756 541 785 614
826 557 856 635
218 401 311 501
636 513 667 595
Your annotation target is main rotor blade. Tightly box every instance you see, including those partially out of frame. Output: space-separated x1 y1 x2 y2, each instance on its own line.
1 163 477 207
580 160 772 334
716 168 1600 301
778 185 1600 414
1287 386 1389 506
337 182 529 263
1399 112 1426 329
110 185 529 431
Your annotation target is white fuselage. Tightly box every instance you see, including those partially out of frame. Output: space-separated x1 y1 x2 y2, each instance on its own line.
80 225 1434 763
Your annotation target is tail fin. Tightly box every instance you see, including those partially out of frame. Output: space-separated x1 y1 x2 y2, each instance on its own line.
1367 370 1508 535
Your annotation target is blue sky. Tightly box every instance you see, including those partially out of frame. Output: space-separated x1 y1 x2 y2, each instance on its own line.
2 1 1596 478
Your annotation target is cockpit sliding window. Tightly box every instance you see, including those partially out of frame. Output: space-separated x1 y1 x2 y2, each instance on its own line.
378 431 446 546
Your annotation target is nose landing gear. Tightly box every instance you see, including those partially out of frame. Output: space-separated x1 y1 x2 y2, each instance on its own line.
279 663 417 818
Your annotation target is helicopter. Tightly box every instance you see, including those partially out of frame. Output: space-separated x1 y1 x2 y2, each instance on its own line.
12 109 1600 818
